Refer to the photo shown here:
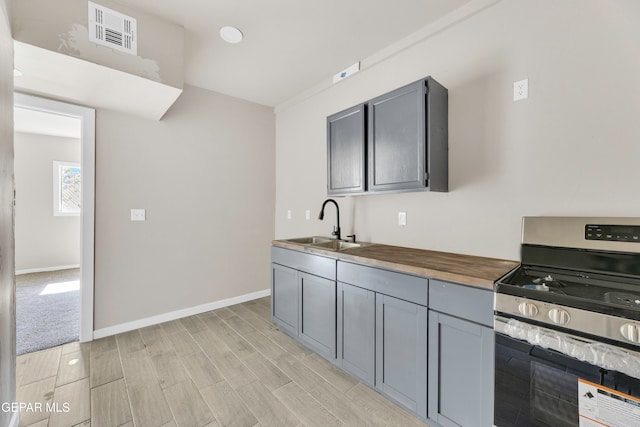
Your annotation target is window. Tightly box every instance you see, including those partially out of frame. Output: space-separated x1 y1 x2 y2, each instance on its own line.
53 161 81 216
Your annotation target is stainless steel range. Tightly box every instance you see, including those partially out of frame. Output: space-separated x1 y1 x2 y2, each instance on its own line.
494 217 640 427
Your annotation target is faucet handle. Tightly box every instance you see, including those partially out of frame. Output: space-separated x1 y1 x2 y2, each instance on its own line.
332 226 342 240
346 234 356 243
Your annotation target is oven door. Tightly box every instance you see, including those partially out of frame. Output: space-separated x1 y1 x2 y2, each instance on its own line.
494 316 640 427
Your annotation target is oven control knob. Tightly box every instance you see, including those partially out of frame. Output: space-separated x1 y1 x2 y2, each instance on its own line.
620 323 640 343
548 308 570 325
518 302 539 317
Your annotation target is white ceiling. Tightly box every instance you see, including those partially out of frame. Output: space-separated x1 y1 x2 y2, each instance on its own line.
118 0 473 107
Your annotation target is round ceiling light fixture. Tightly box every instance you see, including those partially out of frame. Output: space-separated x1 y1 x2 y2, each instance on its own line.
219 26 243 44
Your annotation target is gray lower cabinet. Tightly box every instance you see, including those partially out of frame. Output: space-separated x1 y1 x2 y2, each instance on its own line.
337 282 375 385
376 294 428 419
299 272 336 359
271 247 337 358
337 261 429 419
272 248 495 425
428 312 493 427
428 279 494 427
271 263 299 336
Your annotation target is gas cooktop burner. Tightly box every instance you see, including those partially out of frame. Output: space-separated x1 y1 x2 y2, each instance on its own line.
534 275 567 287
604 292 640 307
522 275 569 293
496 264 640 317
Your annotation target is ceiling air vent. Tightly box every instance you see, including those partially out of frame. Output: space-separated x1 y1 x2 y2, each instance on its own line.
88 1 137 55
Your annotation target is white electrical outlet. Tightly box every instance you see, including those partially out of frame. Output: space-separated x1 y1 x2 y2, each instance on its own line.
513 79 529 101
398 212 407 226
287 210 292 220
305 210 310 220
131 209 146 221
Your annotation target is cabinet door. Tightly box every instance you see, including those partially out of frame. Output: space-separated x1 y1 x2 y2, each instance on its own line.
327 103 366 195
376 294 428 419
368 80 426 192
337 283 375 385
299 272 336 359
428 311 494 427
271 263 299 336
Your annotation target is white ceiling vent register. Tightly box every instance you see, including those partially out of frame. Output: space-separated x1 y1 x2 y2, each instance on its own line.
88 1 137 55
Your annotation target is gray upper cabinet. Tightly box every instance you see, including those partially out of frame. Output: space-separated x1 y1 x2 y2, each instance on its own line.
368 77 448 192
368 80 425 192
327 103 367 195
326 76 447 195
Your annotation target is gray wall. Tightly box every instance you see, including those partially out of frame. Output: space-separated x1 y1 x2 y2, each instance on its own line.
274 0 640 261
94 84 275 330
14 132 80 272
0 0 15 425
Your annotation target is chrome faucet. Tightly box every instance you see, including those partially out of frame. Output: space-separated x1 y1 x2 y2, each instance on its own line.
318 199 341 241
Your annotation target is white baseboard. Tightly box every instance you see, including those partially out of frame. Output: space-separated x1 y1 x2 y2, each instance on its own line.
8 411 20 427
93 288 271 339
15 264 80 275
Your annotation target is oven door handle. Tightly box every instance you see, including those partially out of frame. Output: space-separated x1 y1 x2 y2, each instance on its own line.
494 315 640 378
494 316 562 361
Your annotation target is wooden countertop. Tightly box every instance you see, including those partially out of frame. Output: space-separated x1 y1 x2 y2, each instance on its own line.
272 240 519 290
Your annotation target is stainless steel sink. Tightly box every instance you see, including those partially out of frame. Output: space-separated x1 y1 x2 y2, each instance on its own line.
308 241 362 251
283 236 372 251
284 236 332 244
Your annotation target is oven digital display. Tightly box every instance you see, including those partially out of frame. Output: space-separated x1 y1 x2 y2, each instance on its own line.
585 224 640 243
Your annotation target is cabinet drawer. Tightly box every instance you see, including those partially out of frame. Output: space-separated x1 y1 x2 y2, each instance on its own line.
271 246 336 280
337 262 428 306
429 279 493 327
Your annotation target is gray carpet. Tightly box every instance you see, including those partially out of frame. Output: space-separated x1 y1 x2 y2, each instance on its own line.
16 268 80 355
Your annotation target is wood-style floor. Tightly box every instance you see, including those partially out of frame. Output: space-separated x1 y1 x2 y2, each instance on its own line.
16 297 429 427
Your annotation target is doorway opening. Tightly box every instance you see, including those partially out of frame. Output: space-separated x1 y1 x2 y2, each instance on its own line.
13 93 95 354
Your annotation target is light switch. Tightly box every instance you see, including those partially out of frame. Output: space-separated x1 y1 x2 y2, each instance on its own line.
287 210 292 220
131 209 146 221
398 211 407 226
305 210 311 220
